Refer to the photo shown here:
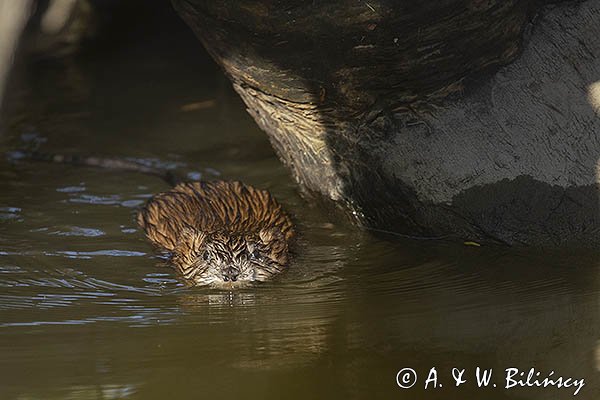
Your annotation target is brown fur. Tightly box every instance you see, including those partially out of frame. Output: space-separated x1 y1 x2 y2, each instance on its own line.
137 181 294 285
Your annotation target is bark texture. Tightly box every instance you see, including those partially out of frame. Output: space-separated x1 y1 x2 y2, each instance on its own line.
173 0 600 246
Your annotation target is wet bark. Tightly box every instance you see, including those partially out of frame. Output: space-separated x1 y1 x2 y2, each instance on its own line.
173 0 600 246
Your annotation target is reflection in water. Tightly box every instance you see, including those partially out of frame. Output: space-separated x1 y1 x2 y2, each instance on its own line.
14 383 138 400
0 5 599 400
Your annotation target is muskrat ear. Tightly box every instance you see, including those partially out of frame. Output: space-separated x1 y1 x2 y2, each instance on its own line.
258 227 284 245
178 226 207 251
258 227 289 266
180 225 197 239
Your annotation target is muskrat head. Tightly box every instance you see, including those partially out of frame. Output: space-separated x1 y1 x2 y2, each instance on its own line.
171 227 289 287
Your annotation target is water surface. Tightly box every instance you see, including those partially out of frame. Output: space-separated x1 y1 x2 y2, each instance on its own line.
0 7 599 400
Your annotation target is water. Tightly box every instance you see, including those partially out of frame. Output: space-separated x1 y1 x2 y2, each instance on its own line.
0 6 599 400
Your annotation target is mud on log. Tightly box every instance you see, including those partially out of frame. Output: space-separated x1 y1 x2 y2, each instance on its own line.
172 0 600 246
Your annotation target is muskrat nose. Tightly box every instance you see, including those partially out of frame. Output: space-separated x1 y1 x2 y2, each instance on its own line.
223 267 239 282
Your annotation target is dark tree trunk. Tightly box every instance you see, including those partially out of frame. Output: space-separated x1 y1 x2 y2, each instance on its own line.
173 0 600 246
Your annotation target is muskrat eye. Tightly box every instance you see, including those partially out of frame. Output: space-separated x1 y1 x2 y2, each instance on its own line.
249 249 260 260
202 252 210 261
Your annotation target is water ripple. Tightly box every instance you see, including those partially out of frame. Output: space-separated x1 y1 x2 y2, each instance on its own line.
56 185 86 193
66 194 144 208
54 250 147 258
50 226 105 237
0 206 22 221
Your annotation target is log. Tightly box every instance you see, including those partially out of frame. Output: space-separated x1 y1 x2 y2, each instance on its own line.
173 0 600 246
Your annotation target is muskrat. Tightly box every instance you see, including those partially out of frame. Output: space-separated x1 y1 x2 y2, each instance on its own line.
11 151 295 287
137 180 294 286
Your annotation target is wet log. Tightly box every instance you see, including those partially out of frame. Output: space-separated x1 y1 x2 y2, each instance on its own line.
173 0 600 246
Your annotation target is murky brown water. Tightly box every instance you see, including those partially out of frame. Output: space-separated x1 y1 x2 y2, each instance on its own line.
0 5 599 399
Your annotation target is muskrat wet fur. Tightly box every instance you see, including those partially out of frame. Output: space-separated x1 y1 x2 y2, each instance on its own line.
137 180 294 288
